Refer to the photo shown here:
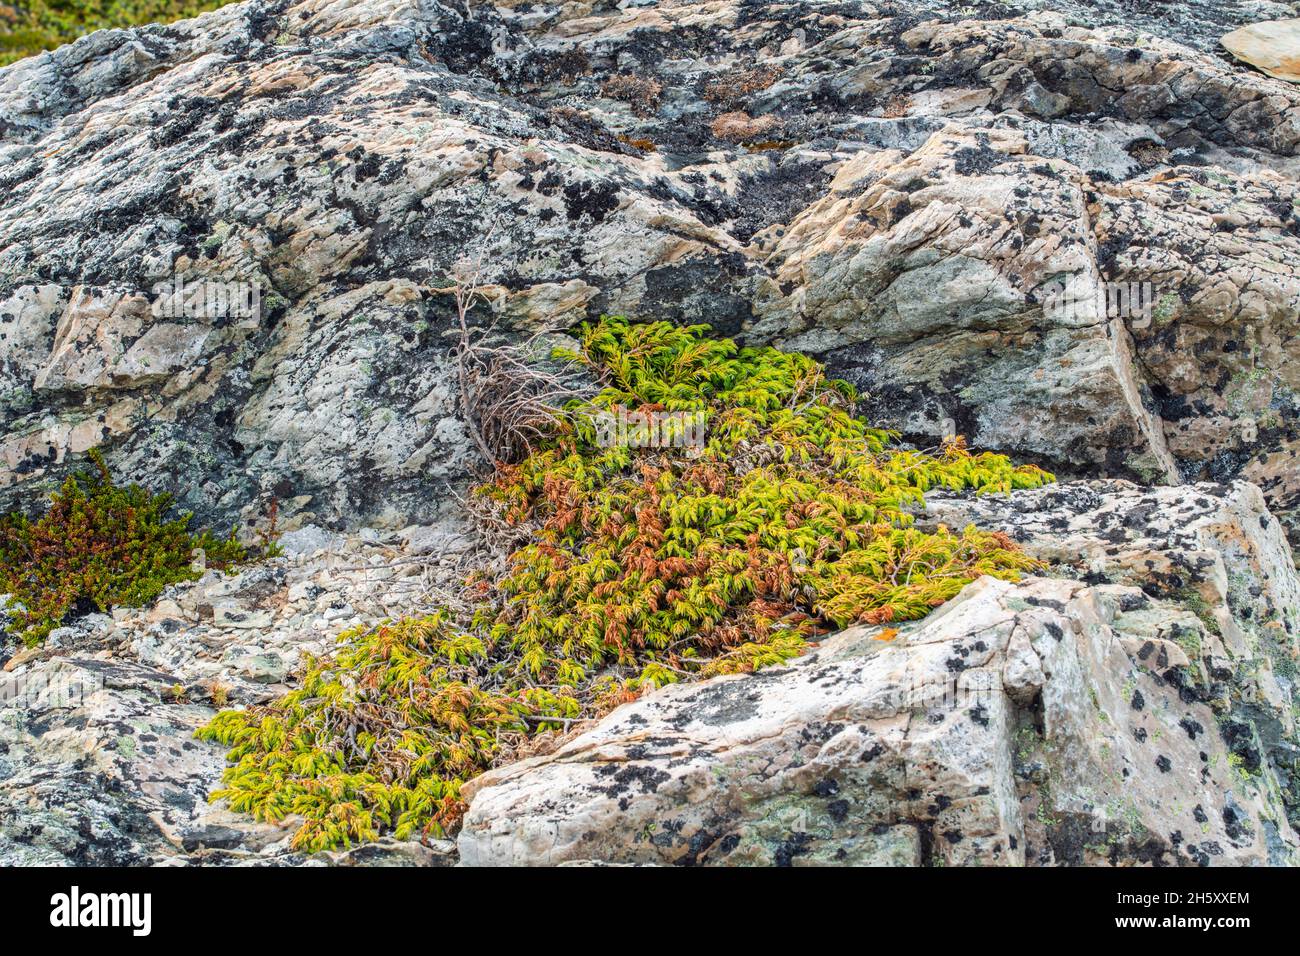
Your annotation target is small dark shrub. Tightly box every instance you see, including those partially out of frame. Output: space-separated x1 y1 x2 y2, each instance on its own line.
0 450 248 645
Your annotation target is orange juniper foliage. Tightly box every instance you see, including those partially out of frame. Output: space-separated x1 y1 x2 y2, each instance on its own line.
474 317 1052 688
199 317 1053 851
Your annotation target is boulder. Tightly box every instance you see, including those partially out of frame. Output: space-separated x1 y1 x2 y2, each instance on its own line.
1223 19 1300 82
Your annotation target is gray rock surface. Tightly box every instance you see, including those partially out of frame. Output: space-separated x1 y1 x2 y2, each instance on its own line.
2 0 1300 541
4 0 1300 868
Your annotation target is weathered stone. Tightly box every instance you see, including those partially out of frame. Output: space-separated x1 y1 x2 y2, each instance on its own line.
1223 19 1300 82
4 0 1300 869
2 0 1300 542
0 527 475 865
276 524 347 558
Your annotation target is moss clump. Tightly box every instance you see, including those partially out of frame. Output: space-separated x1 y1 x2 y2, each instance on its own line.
0 0 236 66
199 317 1054 849
0 450 248 645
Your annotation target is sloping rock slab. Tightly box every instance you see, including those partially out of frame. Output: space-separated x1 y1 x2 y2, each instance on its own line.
1223 19 1300 82
924 479 1300 692
460 570 1300 866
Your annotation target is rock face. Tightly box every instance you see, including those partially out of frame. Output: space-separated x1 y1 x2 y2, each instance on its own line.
7 478 1296 866
2 0 1300 542
459 480 1300 866
1223 19 1300 83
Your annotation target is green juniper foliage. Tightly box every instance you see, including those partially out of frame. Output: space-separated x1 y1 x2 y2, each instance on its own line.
0 0 237 66
0 449 248 645
198 318 1054 850
198 613 580 852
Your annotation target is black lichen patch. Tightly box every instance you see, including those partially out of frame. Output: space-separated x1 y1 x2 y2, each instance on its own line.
772 830 813 867
635 254 755 337
1222 802 1253 845
562 180 621 223
952 133 1005 176
591 762 674 811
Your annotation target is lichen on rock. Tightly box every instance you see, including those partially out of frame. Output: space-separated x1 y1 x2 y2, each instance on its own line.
3 0 1300 868
2 0 1300 542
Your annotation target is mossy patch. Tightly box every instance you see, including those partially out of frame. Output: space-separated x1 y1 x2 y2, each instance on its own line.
198 317 1054 850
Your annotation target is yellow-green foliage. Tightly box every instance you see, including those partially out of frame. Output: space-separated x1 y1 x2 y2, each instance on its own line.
481 317 1050 686
0 0 236 66
195 614 578 851
0 450 247 645
199 318 1053 849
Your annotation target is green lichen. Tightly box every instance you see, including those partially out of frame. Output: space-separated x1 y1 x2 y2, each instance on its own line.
198 317 1055 850
1151 293 1178 326
1172 586 1221 638
1170 621 1204 660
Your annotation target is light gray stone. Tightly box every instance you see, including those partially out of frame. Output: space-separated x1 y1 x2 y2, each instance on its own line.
277 525 346 558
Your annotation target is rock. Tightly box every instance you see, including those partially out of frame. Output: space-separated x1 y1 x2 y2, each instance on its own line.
2 0 1300 543
276 525 346 558
229 650 288 684
0 655 230 865
1017 0 1300 53
461 572 1299 866
459 480 1300 866
211 606 276 630
398 524 474 556
922 479 1300 661
42 626 79 648
5 0 1300 869
1223 19 1300 82
1 645 43 673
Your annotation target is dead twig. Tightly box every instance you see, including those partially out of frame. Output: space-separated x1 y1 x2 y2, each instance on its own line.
429 233 587 468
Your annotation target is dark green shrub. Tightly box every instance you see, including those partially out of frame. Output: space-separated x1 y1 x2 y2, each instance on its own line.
0 450 247 645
